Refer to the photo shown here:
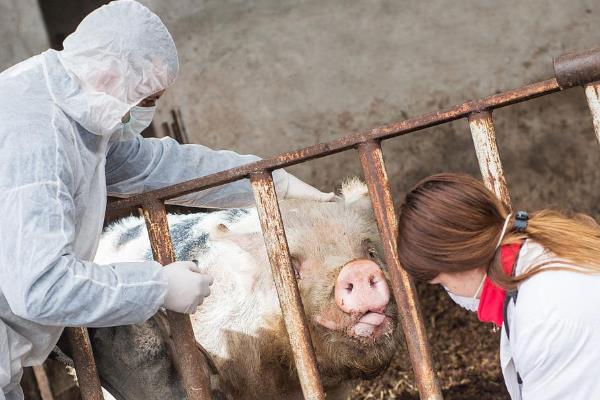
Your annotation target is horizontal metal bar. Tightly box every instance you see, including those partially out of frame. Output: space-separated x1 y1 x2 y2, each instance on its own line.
358 141 443 400
65 327 103 400
468 111 512 207
584 82 600 145
141 199 212 400
250 172 325 400
554 47 600 89
107 78 560 213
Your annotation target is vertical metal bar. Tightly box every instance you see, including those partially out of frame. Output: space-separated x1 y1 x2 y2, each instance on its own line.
468 111 512 207
357 141 443 400
141 198 211 400
32 365 54 400
249 172 326 400
584 82 600 146
64 327 103 400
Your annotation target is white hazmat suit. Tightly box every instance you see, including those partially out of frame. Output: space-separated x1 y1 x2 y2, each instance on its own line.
0 1 327 398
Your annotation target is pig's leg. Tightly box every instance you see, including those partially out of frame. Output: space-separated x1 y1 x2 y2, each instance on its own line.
89 319 186 400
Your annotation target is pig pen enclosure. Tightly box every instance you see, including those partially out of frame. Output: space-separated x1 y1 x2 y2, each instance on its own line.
29 47 600 400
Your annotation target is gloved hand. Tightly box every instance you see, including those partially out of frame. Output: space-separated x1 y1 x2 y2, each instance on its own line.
162 261 214 314
284 173 335 202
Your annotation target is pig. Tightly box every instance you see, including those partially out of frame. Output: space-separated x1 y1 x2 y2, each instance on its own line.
89 178 400 399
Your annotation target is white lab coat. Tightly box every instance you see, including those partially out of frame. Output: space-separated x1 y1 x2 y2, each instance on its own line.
501 240 600 399
0 1 289 399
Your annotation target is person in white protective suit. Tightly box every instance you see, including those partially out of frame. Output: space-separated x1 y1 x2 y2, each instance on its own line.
0 1 334 399
397 173 600 400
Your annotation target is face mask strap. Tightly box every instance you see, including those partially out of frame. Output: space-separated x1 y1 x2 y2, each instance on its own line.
473 272 486 299
495 213 513 250
495 210 530 250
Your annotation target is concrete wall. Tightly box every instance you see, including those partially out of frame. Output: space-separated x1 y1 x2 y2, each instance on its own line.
0 0 49 71
141 0 600 217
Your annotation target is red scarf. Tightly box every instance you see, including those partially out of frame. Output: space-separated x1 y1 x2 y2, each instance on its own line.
477 243 523 326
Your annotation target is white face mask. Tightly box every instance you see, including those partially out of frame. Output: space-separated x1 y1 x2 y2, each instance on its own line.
118 105 156 140
444 273 486 312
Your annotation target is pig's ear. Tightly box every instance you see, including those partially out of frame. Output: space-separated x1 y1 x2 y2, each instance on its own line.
339 177 371 210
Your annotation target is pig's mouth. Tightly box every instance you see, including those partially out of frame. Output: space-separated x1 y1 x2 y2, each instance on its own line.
352 311 389 338
314 304 397 344
347 310 395 342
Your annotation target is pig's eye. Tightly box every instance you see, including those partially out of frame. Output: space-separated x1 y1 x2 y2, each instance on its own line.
367 247 377 260
291 256 302 280
362 239 378 261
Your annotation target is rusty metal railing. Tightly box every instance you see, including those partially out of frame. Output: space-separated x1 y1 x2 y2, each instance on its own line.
60 47 600 400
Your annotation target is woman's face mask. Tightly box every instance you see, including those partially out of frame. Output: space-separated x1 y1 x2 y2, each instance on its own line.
444 273 486 312
117 105 156 141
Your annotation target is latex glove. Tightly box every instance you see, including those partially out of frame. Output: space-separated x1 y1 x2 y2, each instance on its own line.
162 261 214 314
284 173 335 202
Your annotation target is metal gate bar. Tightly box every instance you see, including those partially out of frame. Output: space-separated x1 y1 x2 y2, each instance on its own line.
250 172 326 400
62 46 600 400
64 327 103 400
141 198 212 400
468 111 512 207
554 48 600 144
584 83 600 144
358 141 442 400
106 79 562 213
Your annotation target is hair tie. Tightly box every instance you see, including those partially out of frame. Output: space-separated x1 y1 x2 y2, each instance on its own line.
513 210 529 232
495 213 512 250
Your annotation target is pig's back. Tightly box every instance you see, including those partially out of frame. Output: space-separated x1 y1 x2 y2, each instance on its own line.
96 208 278 339
96 208 259 265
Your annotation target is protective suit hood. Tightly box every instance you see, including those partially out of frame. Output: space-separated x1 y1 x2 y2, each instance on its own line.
47 0 178 136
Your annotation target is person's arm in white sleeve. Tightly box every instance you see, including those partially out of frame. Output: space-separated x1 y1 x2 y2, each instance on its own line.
0 181 168 327
105 135 333 208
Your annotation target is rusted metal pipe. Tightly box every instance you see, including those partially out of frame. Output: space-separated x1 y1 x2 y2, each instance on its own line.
141 198 212 400
468 111 512 207
32 365 54 400
584 82 600 145
554 47 600 89
357 141 443 400
250 172 326 400
64 327 103 400
106 78 560 214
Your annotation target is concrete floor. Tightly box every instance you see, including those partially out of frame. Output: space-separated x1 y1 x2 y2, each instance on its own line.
140 0 600 219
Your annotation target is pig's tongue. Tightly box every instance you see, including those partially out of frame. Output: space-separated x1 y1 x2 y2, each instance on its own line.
353 312 386 337
359 312 386 326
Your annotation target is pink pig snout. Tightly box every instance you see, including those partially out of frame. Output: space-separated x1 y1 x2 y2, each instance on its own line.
334 259 390 315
